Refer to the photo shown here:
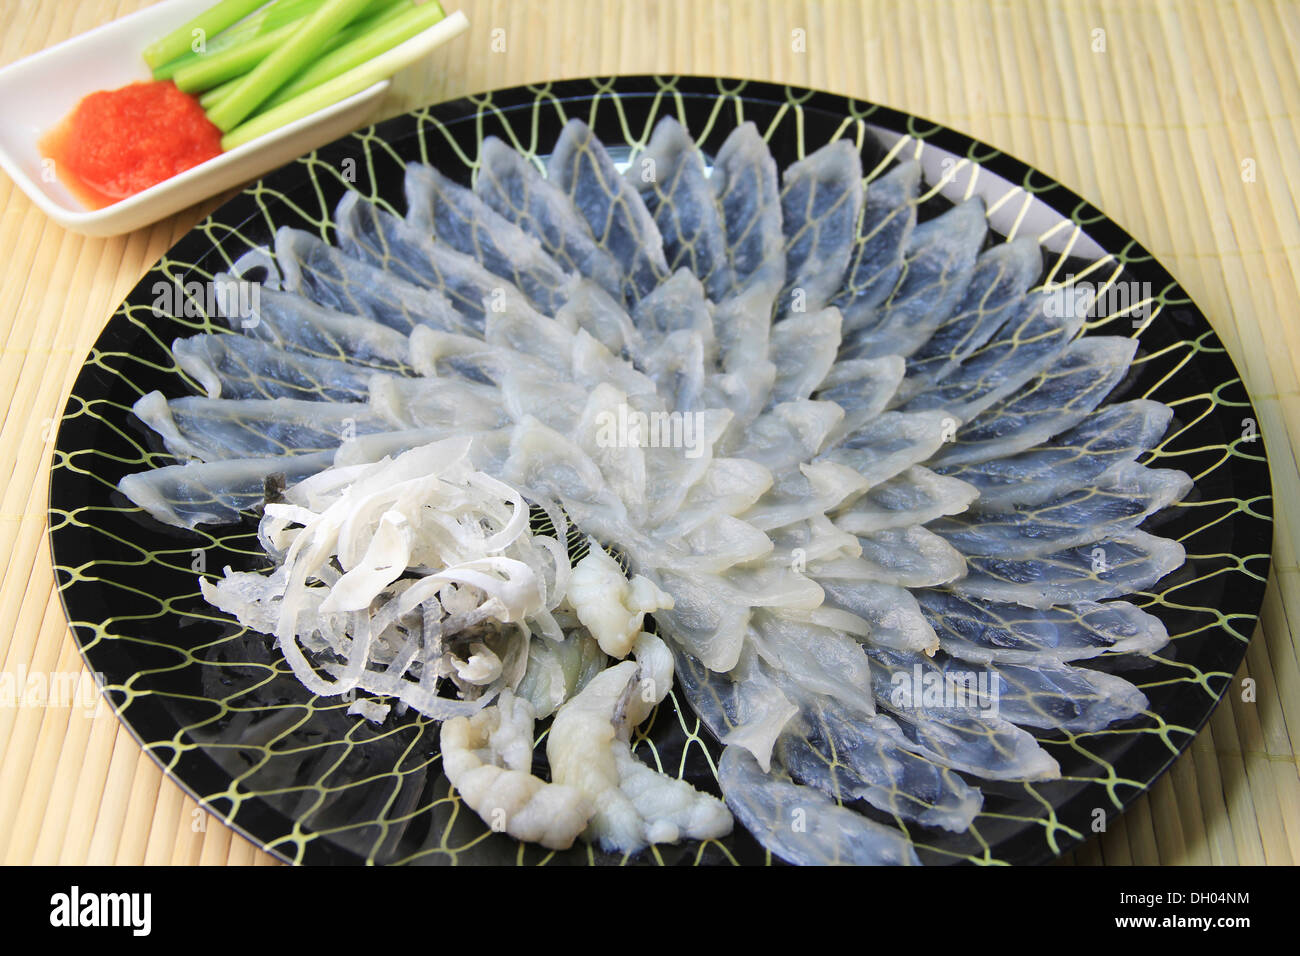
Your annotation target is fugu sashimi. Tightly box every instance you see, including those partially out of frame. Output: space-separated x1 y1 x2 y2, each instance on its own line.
114 113 1196 865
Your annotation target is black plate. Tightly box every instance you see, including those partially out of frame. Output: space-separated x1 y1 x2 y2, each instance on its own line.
49 75 1274 865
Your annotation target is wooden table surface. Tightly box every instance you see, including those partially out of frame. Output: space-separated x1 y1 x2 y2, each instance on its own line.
1 0 1296 865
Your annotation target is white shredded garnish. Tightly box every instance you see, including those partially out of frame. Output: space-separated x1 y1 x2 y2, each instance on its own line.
200 437 571 717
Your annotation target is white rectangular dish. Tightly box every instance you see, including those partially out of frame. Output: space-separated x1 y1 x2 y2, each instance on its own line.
0 0 391 237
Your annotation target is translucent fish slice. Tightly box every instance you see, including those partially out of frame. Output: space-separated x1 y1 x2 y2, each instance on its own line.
831 160 921 331
118 450 336 529
851 525 968 589
404 162 576 316
874 645 1149 734
928 460 1193 559
334 193 542 329
548 118 670 305
749 609 876 719
904 236 1043 386
672 646 798 770
821 409 955 487
865 648 1061 780
950 529 1187 608
917 589 1172 664
133 392 392 462
811 573 940 655
947 656 1150 733
939 400 1175 512
899 289 1086 419
626 116 734 302
235 283 414 372
933 336 1140 467
815 355 906 444
840 199 987 361
777 139 864 317
776 697 983 832
769 308 842 404
274 227 474 338
710 121 785 300
173 333 388 402
630 267 715 354
719 746 921 865
475 136 625 299
832 465 980 535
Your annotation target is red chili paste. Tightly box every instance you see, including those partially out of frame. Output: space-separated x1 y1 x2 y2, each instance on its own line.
41 80 222 209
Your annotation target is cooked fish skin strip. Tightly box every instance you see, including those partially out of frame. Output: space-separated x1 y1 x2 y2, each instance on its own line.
441 691 594 851
547 635 732 853
205 438 573 726
567 539 674 658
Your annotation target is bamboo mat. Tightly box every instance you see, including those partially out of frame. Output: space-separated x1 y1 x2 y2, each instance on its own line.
0 0 1296 866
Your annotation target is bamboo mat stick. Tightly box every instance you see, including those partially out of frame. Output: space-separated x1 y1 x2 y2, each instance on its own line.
112 751 169 865
84 723 155 864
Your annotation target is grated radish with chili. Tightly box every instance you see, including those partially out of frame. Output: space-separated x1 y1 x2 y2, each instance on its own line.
42 80 222 208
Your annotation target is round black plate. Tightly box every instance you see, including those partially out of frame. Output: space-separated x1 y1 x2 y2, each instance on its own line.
49 75 1274 865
